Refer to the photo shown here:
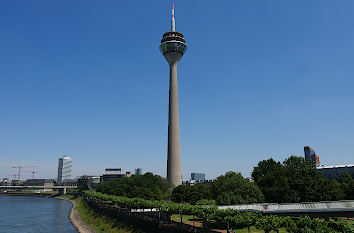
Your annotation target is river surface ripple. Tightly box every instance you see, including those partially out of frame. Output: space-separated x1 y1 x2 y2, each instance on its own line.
0 196 77 233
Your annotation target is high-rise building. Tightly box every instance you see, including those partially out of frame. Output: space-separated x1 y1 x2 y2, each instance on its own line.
304 146 315 161
135 168 142 175
304 146 320 166
159 4 187 186
191 173 206 181
57 155 72 184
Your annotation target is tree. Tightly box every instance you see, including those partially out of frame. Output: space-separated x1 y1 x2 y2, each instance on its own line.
171 183 212 204
252 158 281 183
253 159 293 203
171 185 189 203
96 173 172 200
211 171 264 205
255 215 283 233
253 156 344 203
283 156 343 202
234 212 261 233
188 183 212 204
339 171 354 200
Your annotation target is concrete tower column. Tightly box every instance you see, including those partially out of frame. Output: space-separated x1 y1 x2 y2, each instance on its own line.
160 4 187 186
167 61 181 186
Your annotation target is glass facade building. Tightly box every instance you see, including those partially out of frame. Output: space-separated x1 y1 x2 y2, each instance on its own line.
304 146 320 166
57 156 72 184
191 173 206 181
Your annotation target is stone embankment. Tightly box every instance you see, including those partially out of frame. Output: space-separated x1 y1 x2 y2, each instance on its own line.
56 196 98 233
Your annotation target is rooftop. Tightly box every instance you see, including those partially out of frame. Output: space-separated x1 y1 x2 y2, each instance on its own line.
317 164 354 169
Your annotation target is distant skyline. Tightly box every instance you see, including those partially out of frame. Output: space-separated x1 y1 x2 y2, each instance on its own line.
1 1 354 180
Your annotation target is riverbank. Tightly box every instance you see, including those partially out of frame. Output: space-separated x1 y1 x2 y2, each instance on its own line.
58 195 140 233
56 195 98 233
0 192 55 197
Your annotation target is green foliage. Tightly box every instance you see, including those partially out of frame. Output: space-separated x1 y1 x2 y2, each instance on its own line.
195 199 216 206
252 158 282 184
252 156 345 203
84 191 354 232
328 218 354 233
255 215 283 233
233 211 261 229
171 171 263 205
340 171 354 200
171 183 212 204
96 173 172 200
281 217 297 232
211 171 264 205
74 196 143 233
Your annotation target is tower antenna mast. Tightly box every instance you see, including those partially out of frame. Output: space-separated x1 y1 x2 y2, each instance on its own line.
171 3 175 32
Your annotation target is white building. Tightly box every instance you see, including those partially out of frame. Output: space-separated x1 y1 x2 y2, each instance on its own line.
317 164 354 180
57 155 72 184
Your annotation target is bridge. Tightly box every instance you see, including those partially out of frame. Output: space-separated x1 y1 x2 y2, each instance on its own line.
0 186 77 195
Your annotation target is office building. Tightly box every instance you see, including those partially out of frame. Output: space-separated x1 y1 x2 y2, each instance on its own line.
11 180 25 186
317 164 354 180
101 168 126 182
160 4 187 186
78 175 101 189
57 155 72 184
191 173 206 181
304 146 320 166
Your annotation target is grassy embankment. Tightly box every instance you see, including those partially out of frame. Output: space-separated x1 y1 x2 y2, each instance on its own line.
63 195 144 233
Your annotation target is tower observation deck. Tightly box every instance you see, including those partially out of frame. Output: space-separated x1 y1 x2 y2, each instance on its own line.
159 4 187 186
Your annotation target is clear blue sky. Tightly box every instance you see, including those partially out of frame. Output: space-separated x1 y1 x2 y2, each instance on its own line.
1 1 354 180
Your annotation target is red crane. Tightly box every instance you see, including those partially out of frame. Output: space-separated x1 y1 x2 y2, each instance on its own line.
12 165 36 180
23 170 39 179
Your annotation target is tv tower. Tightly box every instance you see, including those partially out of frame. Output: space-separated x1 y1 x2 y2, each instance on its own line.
160 3 187 186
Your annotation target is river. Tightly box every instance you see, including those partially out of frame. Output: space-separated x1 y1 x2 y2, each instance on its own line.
0 196 77 233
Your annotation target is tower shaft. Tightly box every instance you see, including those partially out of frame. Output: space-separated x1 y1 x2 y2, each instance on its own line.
167 61 181 186
160 4 187 187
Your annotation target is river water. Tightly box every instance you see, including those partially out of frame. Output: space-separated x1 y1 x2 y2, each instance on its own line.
0 196 77 233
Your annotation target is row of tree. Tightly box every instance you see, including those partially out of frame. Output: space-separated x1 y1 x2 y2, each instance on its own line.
252 156 354 203
84 191 354 232
171 156 354 205
96 156 353 205
172 171 264 205
96 172 172 200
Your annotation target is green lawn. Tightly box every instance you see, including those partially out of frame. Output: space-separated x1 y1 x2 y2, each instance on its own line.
171 214 196 223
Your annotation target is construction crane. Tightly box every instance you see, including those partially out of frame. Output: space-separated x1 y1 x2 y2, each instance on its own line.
12 165 36 180
23 170 39 179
